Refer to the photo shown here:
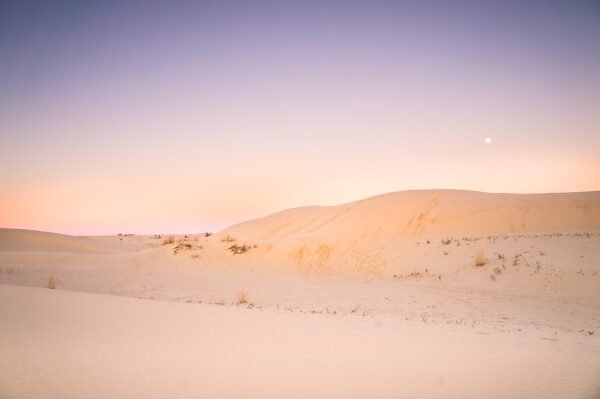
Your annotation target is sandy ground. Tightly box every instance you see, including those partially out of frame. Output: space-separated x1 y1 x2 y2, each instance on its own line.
1 190 600 398
2 284 599 399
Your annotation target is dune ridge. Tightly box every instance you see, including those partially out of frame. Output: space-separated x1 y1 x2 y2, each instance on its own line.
218 190 600 242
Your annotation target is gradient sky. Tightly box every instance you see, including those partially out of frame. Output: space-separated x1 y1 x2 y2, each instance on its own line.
1 0 599 235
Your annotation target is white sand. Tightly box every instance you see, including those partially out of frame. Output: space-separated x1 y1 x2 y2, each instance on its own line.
1 190 599 398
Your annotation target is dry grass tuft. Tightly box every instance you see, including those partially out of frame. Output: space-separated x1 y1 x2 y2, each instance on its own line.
475 248 486 266
46 276 56 289
228 244 250 254
162 235 175 245
221 235 235 243
237 290 249 305
173 243 192 254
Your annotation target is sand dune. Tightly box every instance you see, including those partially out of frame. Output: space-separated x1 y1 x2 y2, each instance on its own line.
219 190 600 241
1 190 599 398
207 190 600 278
0 228 144 254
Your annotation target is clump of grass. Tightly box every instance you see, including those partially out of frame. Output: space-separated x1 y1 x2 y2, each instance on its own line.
221 235 235 242
237 291 249 305
228 244 250 254
475 248 485 266
46 276 56 289
205 232 213 237
441 238 451 245
173 243 192 254
162 235 175 245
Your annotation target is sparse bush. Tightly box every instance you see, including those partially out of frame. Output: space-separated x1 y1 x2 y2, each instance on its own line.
475 248 485 266
498 253 505 260
162 235 175 245
173 243 192 254
237 291 249 305
512 253 521 266
442 238 451 245
228 244 249 254
46 276 56 289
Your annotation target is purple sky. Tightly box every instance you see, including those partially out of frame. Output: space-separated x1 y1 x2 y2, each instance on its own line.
1 1 599 235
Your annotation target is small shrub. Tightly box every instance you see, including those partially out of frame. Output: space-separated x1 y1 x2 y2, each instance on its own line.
475 248 485 266
173 243 192 254
228 244 249 254
237 291 249 305
46 276 56 289
162 235 175 245
442 239 451 245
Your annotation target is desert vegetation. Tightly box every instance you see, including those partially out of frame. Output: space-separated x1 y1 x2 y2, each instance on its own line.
162 235 175 245
237 290 249 305
221 235 235 243
228 244 250 254
173 243 192 254
475 248 485 266
45 276 56 289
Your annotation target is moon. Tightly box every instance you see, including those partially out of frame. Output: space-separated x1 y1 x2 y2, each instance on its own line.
485 137 491 144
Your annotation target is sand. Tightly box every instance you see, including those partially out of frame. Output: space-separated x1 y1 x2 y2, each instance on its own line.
1 189 599 398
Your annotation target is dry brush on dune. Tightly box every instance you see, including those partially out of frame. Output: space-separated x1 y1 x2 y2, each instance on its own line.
475 248 486 266
45 276 56 289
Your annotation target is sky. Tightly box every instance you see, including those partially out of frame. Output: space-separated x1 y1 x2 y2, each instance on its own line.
1 0 599 235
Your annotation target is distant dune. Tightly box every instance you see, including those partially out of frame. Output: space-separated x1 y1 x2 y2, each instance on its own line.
0 229 141 254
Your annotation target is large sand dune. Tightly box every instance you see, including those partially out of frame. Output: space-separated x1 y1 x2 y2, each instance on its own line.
208 190 600 278
220 190 600 241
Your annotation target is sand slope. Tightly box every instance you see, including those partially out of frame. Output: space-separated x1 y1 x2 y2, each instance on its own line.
220 190 600 241
2 284 599 399
208 190 600 277
0 229 147 254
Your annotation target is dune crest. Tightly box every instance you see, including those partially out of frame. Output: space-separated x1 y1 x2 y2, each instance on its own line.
218 190 600 241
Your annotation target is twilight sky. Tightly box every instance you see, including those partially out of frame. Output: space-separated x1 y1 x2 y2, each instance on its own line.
1 0 599 235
